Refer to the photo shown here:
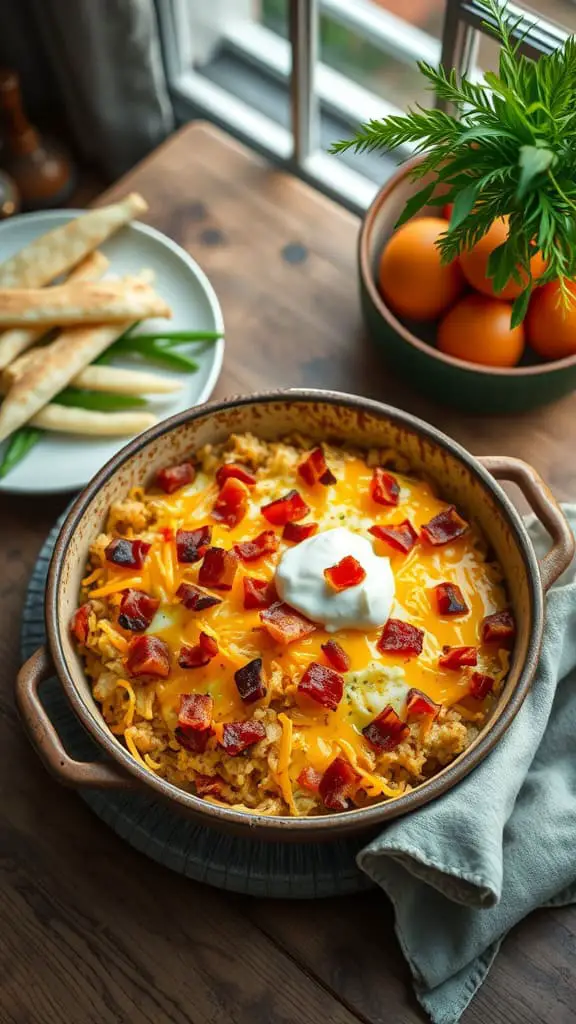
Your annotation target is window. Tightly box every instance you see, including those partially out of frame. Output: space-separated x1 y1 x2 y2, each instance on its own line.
158 0 572 214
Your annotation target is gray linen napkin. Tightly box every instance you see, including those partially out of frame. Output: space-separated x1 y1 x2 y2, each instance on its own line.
357 506 576 1024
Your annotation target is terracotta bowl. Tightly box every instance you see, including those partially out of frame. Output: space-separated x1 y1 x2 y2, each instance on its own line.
16 389 574 841
359 159 576 413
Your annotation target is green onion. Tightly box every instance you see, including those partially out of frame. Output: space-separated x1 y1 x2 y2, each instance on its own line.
126 330 222 343
97 337 198 370
116 337 199 371
56 388 147 410
93 322 142 365
95 326 220 365
0 426 43 479
183 339 217 357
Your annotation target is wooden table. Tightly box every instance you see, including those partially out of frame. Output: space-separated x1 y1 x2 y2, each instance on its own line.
2 122 575 1024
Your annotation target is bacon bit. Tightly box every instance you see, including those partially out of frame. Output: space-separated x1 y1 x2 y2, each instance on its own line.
234 657 267 703
370 468 400 507
175 726 212 753
439 645 478 669
421 506 469 546
179 632 219 669
234 530 279 562
243 577 275 610
261 489 310 526
176 582 222 612
435 582 469 616
378 619 424 657
216 463 256 488
71 603 91 644
324 555 366 591
363 705 409 752
481 609 516 644
469 672 495 700
405 688 440 719
220 719 266 755
320 467 337 485
212 477 249 528
319 756 360 811
282 521 318 543
369 520 417 554
105 537 150 569
118 589 160 632
298 662 344 711
298 446 336 487
260 601 316 644
321 639 350 672
155 461 196 494
195 773 225 796
178 693 214 731
159 526 174 542
176 525 212 564
198 546 239 591
126 635 170 678
297 766 322 792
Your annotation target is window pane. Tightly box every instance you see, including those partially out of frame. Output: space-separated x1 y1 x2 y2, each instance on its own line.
261 0 289 36
476 1 574 77
317 0 444 111
185 0 291 131
524 1 576 32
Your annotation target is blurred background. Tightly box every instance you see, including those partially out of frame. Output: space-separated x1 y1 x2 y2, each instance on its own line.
0 0 574 214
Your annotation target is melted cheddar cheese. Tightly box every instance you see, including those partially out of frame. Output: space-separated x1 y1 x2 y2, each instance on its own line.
77 434 510 816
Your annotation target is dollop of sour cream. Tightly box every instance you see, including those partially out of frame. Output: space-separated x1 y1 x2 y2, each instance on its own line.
275 526 394 633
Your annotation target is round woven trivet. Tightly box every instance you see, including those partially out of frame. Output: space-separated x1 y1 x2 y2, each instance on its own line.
20 516 374 898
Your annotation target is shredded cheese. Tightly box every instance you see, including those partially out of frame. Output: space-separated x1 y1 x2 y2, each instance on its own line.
99 620 128 653
124 725 159 772
338 738 402 799
89 575 143 598
82 568 103 587
112 679 136 732
160 539 175 596
151 546 169 600
276 713 298 815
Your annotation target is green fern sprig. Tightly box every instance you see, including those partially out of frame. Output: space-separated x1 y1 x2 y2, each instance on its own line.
330 0 576 325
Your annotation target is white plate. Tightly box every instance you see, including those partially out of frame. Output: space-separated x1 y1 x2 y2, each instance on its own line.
0 210 224 495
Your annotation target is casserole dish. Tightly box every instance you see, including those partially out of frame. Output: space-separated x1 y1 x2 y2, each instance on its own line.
16 389 574 840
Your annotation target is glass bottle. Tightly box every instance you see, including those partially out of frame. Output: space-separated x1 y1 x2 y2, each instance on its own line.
0 68 76 210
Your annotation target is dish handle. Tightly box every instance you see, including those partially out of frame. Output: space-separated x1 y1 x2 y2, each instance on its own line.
478 456 574 592
16 646 137 789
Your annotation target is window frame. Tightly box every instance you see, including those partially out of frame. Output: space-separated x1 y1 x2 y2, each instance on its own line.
157 0 570 215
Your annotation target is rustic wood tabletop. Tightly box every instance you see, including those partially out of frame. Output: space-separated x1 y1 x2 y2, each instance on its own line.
1 122 575 1024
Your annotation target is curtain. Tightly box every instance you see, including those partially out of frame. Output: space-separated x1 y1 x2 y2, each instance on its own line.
1 0 175 180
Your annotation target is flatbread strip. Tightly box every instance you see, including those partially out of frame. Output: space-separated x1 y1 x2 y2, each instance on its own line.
4 359 182 395
0 272 158 443
0 193 147 288
0 250 109 370
30 405 157 436
0 279 171 327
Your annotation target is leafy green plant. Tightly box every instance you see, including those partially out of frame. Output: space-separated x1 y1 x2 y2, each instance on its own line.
331 0 576 326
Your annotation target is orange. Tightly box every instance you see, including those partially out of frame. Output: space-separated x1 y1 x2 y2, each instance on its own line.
378 217 464 321
437 293 525 368
459 216 546 300
526 279 576 360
